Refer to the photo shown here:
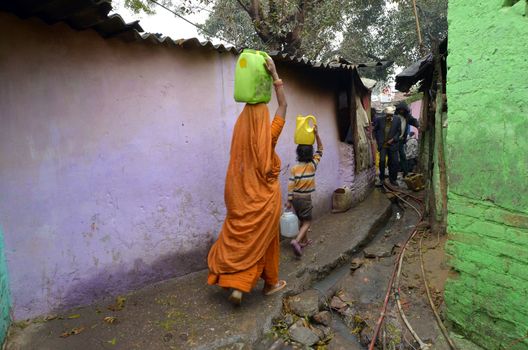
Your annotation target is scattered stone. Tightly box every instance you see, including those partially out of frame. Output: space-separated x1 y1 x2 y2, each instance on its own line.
363 245 394 259
179 333 188 341
340 306 356 319
350 258 364 271
216 342 252 350
312 324 333 340
313 311 332 326
286 289 320 318
266 339 293 350
311 326 324 340
288 322 320 346
330 296 347 311
328 332 363 350
335 290 353 304
283 313 295 327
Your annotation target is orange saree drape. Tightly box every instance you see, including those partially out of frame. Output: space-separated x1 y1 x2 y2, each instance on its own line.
207 104 285 293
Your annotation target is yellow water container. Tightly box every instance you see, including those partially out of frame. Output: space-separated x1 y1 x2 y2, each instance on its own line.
294 115 317 145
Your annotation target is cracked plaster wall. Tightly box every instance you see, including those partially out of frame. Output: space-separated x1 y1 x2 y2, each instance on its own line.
445 1 528 348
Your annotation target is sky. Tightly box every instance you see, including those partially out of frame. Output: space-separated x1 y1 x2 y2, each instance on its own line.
111 0 215 42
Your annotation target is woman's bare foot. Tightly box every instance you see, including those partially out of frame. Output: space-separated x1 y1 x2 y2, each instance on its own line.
228 289 243 306
263 280 287 296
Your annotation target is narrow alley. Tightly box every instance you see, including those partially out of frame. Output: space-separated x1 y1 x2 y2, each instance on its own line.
1 1 527 350
5 190 478 350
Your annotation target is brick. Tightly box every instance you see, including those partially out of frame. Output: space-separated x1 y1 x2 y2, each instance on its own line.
447 241 528 282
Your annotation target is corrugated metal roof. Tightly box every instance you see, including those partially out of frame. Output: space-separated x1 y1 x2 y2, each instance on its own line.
0 0 143 36
268 51 355 71
395 38 447 92
1 0 384 83
117 31 241 55
361 78 377 90
268 52 392 72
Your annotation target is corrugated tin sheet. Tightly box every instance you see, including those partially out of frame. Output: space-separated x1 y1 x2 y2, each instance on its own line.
395 53 434 92
0 0 142 36
1 0 384 84
361 78 377 90
268 51 355 72
395 38 447 92
268 52 391 72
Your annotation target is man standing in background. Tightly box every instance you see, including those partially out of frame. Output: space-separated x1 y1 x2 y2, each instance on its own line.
405 131 419 173
373 106 401 187
395 102 420 178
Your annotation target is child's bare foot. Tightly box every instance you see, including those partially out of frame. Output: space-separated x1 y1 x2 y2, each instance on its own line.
291 240 303 256
228 290 243 306
299 239 313 248
263 280 287 296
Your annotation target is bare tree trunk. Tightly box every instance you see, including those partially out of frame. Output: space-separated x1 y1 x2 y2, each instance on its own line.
237 0 305 54
411 0 425 55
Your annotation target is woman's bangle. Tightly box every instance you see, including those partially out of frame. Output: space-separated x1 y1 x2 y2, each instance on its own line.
273 79 283 87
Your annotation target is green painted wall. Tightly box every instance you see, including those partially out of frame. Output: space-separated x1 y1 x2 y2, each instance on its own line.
445 1 528 349
0 227 10 345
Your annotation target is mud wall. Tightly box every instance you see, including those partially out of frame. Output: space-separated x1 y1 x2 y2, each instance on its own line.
445 1 528 348
0 13 373 319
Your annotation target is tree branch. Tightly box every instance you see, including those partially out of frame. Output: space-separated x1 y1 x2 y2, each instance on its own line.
251 0 260 20
235 0 250 14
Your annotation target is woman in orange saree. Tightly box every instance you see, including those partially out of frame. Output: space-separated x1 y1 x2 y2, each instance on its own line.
207 58 288 305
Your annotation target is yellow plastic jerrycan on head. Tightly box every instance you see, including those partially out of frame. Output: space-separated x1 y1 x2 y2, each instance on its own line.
295 115 317 145
234 49 273 104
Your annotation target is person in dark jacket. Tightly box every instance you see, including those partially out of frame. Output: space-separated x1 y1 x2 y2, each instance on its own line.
395 102 420 177
373 106 401 186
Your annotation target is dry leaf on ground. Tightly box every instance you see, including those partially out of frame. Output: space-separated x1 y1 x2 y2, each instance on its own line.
107 296 126 311
60 326 85 338
103 316 118 324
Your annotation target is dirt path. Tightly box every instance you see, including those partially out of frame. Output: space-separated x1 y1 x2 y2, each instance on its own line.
6 192 392 350
263 191 464 349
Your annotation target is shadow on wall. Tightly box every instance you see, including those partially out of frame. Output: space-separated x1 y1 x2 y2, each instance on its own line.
56 238 214 313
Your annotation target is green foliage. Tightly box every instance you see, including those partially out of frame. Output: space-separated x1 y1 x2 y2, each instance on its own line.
202 0 349 57
124 0 350 56
338 0 447 80
124 0 156 14
201 0 262 49
123 0 447 76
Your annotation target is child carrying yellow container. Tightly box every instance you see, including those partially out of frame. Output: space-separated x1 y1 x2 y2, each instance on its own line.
287 122 323 257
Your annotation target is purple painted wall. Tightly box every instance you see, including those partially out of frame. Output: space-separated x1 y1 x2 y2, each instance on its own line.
0 13 374 319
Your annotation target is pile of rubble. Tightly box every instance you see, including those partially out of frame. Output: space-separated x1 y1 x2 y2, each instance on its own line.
267 288 366 350
270 289 333 348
